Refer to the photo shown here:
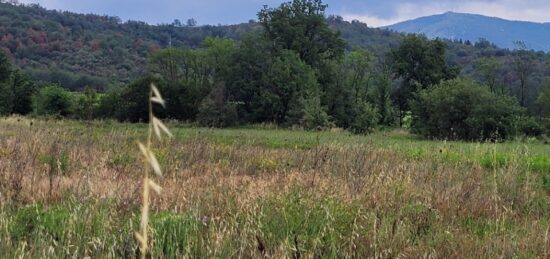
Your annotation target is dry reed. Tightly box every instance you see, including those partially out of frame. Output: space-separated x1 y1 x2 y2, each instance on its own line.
135 84 172 258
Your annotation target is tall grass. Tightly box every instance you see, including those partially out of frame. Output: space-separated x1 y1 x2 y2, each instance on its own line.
135 84 172 258
0 117 548 257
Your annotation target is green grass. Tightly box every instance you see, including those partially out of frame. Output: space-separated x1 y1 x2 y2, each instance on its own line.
1 118 550 257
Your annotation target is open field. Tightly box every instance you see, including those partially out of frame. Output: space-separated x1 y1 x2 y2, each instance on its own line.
1 117 550 258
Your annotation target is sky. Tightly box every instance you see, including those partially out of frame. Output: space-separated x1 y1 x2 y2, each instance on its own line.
17 0 550 27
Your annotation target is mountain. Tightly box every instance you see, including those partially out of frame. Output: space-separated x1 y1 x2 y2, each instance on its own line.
386 12 550 52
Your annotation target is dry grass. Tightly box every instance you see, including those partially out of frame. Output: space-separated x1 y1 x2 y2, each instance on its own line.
0 116 549 258
135 84 172 258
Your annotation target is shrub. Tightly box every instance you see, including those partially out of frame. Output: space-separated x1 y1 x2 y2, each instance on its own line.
517 117 543 137
542 118 550 136
114 76 163 122
197 84 239 127
411 78 523 141
95 89 121 119
301 90 332 130
31 85 72 117
71 86 100 120
350 102 379 134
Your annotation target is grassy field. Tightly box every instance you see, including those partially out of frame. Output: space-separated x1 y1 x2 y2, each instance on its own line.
1 117 550 258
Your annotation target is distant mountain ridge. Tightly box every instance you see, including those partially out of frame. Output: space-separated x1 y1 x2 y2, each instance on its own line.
386 12 550 51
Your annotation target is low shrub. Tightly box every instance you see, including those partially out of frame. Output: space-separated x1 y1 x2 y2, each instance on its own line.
411 78 523 141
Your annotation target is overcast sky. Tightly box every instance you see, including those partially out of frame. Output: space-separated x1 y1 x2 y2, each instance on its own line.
17 0 550 27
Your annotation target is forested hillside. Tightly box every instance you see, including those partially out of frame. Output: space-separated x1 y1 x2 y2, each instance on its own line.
387 12 550 51
0 1 259 89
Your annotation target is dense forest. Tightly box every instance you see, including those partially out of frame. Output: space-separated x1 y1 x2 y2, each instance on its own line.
0 0 549 140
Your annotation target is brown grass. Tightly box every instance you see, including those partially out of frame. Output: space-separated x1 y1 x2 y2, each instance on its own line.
0 116 549 258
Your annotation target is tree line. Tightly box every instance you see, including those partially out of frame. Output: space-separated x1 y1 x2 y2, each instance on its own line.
1 0 550 141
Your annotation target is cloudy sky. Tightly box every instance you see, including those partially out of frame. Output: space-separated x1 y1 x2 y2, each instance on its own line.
17 0 550 27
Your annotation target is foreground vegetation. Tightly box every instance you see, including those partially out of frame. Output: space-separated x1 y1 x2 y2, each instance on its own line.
1 117 549 257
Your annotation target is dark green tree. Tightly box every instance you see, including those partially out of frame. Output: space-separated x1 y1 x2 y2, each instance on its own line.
319 59 354 127
350 102 379 134
344 49 373 105
0 51 13 115
0 50 11 83
372 71 394 126
224 33 274 122
512 41 534 107
115 76 163 122
72 86 99 120
0 69 36 116
258 0 345 68
391 35 458 90
265 50 324 126
411 78 523 141
10 70 37 115
32 85 72 117
202 37 236 81
0 80 14 115
474 57 501 93
537 80 550 117
96 88 122 119
197 83 239 127
390 35 459 124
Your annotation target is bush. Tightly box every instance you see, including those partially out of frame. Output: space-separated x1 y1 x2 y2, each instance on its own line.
95 89 121 119
197 84 239 127
301 89 332 130
411 78 523 141
114 76 163 122
350 102 379 134
32 85 72 117
517 117 544 137
71 86 100 120
542 118 550 136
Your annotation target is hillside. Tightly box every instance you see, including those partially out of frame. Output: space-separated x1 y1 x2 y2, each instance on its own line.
386 12 550 51
0 3 402 89
0 1 549 107
0 2 260 89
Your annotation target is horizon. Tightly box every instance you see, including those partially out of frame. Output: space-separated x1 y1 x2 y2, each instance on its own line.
16 0 550 27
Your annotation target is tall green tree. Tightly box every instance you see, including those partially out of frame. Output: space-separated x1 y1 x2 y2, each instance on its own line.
391 35 459 90
149 48 187 84
372 71 394 126
537 80 550 117
202 37 235 81
344 49 374 105
0 51 11 83
512 41 534 107
114 76 162 122
0 80 14 115
149 38 233 121
72 86 99 120
0 54 36 116
258 0 345 68
32 85 72 117
10 70 36 115
474 57 501 93
224 33 273 122
0 51 13 115
390 35 459 125
265 50 326 126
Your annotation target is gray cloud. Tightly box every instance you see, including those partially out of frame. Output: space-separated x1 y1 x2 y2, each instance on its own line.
17 0 550 26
